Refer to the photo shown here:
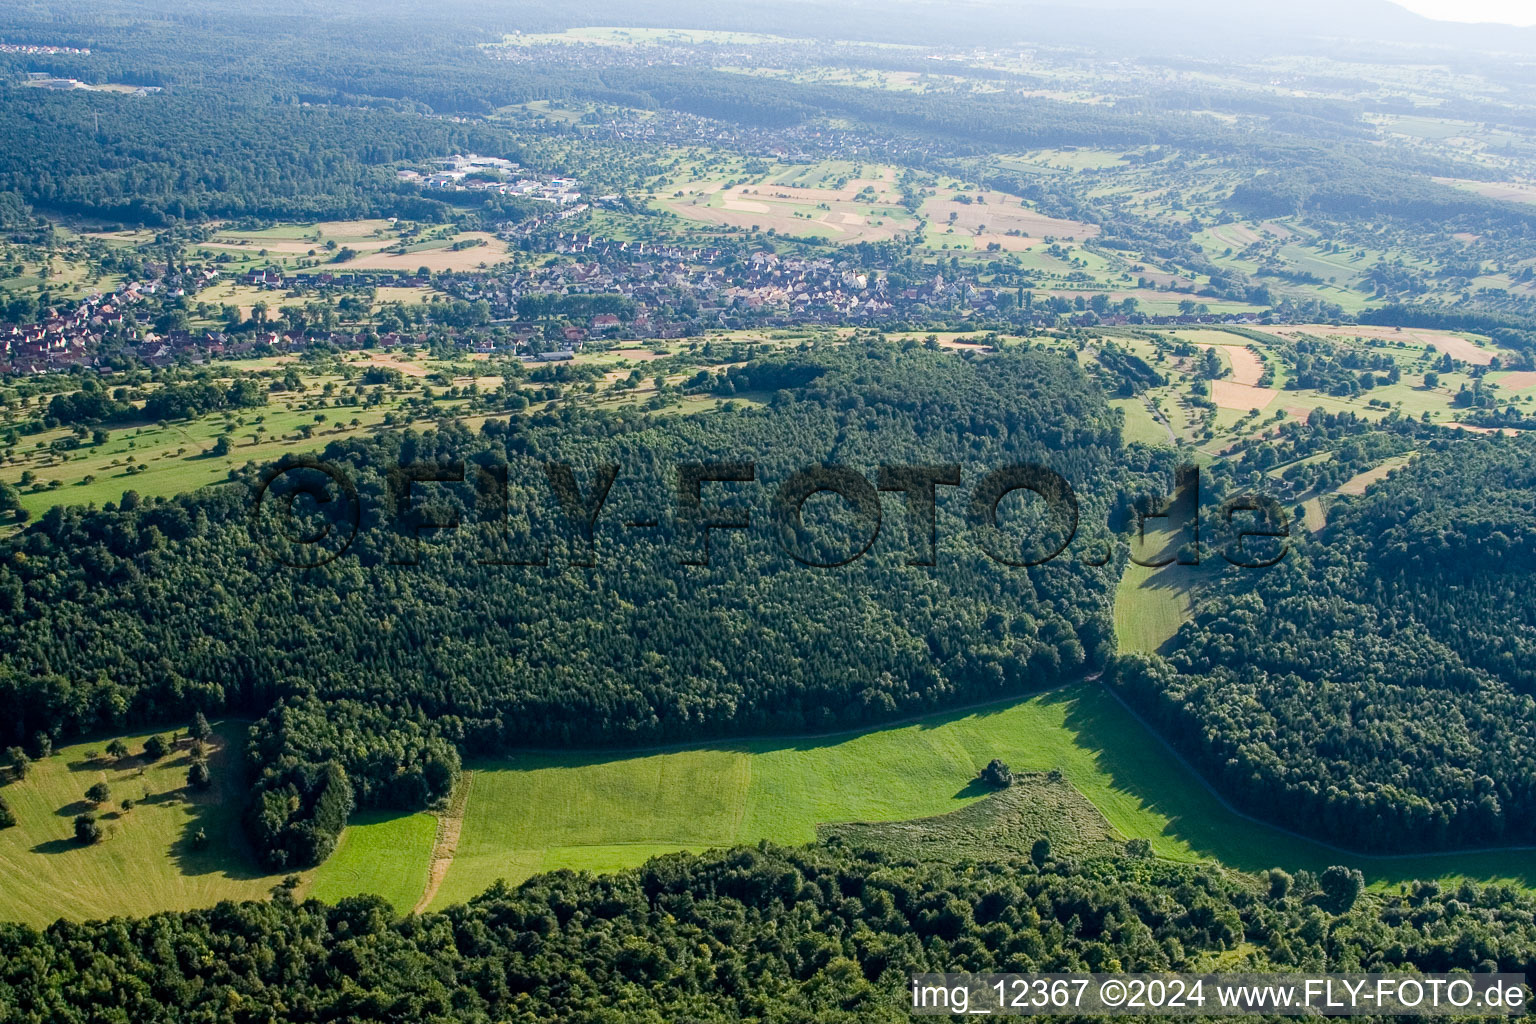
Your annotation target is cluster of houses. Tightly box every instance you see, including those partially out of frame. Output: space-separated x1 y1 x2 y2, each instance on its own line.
1 226 1266 376
240 268 431 293
0 266 221 374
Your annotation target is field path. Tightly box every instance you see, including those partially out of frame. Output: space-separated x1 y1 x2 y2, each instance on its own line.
414 771 474 914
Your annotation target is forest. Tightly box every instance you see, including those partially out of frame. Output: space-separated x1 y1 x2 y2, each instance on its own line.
0 343 1141 867
1 841 1532 1022
1109 437 1536 852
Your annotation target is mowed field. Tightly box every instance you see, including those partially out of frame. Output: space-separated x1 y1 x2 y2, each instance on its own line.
381 682 1536 913
0 723 294 927
1113 518 1201 657
307 811 436 914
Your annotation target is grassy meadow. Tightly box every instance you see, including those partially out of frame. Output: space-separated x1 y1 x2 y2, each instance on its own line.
0 723 293 927
307 810 437 914
384 682 1536 913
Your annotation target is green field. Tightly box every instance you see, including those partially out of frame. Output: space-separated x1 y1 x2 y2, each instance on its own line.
307 810 436 913
364 681 1536 912
0 723 290 926
14 673 1536 927
1109 396 1173 447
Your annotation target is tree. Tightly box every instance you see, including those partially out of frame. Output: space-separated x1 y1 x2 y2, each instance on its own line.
1268 868 1293 899
1320 865 1364 913
191 712 213 744
187 759 211 790
105 739 129 760
977 758 1013 789
74 812 102 845
1030 838 1051 867
0 793 14 829
7 747 28 780
142 735 170 761
85 782 111 806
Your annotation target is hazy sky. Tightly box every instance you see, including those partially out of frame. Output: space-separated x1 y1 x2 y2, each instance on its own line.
1391 0 1536 26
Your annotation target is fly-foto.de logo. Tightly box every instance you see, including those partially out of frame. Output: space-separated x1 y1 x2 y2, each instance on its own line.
249 457 1289 570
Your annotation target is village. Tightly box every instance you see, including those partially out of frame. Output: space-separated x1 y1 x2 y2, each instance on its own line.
0 228 1271 376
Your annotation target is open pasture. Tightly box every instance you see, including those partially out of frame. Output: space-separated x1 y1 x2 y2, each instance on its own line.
398 678 1536 913
0 723 293 927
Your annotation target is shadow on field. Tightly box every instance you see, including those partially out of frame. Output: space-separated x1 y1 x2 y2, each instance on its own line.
167 738 276 883
1057 684 1536 890
951 777 993 800
30 838 78 855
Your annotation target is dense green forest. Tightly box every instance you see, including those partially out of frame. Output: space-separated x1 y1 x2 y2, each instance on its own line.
0 344 1137 866
0 89 521 224
1110 437 1536 852
0 841 1530 1022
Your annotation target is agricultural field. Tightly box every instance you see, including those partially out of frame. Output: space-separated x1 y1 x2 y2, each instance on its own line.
189 220 514 277
1113 517 1201 658
659 172 918 244
918 188 1100 250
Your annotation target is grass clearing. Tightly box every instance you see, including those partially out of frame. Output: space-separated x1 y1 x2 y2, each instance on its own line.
1113 516 1201 656
1110 397 1172 447
424 681 1536 912
307 811 436 913
0 723 291 927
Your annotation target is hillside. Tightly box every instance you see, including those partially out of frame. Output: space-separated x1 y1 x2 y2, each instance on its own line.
0 342 1135 870
1110 435 1536 851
